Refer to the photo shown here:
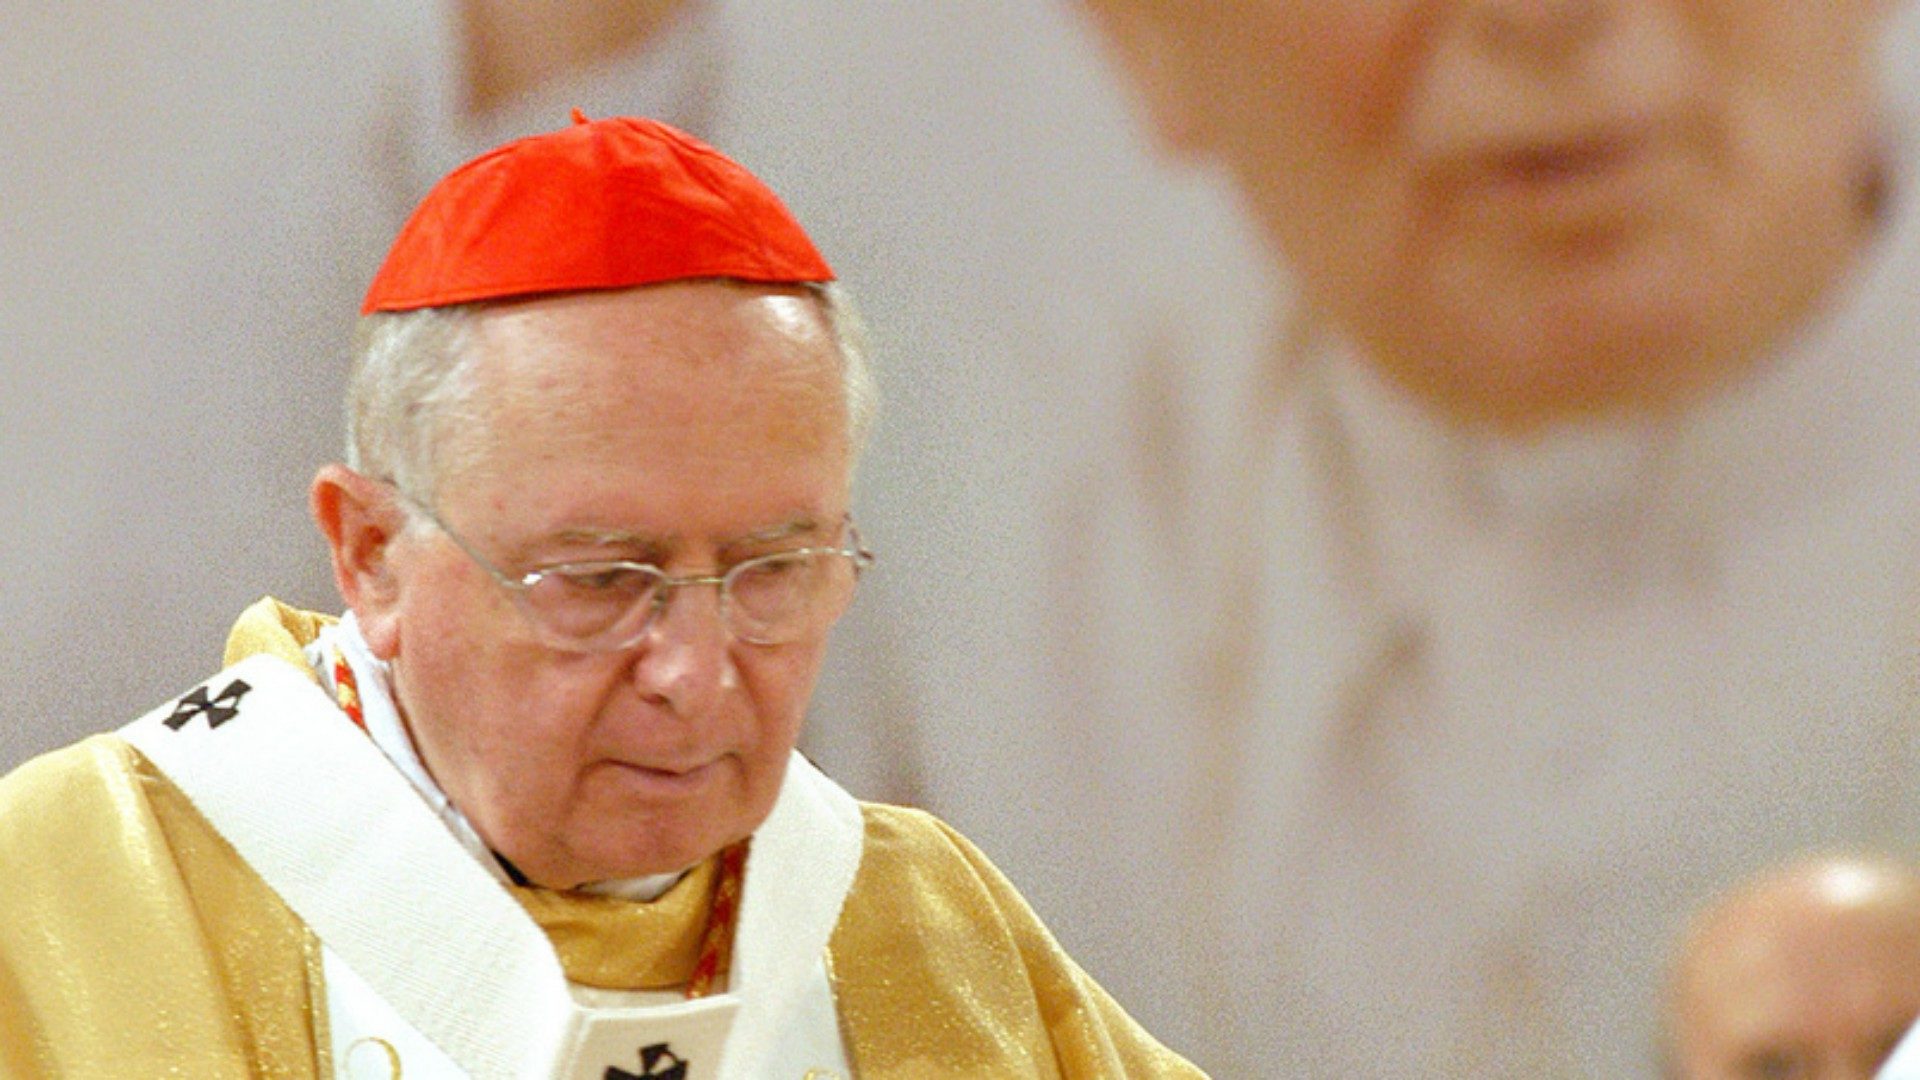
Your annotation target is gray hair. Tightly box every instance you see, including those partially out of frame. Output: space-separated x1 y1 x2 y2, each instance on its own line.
345 282 877 507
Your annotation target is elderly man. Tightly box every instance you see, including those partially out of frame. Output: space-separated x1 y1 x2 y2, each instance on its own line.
1666 855 1920 1080
0 116 1199 1079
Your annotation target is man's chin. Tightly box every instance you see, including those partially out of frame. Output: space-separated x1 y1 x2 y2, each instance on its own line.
575 821 756 886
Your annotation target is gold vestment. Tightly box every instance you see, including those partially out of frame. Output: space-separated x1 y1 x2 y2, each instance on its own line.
0 600 1201 1078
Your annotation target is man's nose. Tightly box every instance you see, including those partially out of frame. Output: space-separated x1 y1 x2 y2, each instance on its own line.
628 580 736 711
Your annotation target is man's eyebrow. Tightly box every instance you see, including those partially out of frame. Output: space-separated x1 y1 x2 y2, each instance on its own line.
547 526 665 550
544 517 825 553
727 518 824 548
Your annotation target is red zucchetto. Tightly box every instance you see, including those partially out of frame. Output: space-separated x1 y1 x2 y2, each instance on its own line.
361 112 833 314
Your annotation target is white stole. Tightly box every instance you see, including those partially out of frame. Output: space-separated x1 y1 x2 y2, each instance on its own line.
121 655 863 1079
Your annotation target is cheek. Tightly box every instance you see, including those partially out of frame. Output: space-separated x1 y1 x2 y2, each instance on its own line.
1297 7 1421 141
1210 2 1417 149
1674 1 1884 127
401 609 612 800
1719 0 1884 62
742 644 828 747
1702 9 1884 222
1200 3 1428 276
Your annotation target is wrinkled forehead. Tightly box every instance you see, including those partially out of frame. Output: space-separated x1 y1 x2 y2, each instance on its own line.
445 282 851 482
479 281 831 361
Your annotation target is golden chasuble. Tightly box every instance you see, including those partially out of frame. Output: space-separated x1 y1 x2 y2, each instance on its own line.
0 736 324 1078
0 598 1202 1077
829 806 1208 1079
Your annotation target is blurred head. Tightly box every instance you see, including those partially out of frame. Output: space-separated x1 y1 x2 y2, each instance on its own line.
1081 0 1893 433
1664 855 1920 1080
312 116 874 887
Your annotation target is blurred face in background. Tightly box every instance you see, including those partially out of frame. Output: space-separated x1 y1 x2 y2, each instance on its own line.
1082 0 1891 433
1667 859 1920 1080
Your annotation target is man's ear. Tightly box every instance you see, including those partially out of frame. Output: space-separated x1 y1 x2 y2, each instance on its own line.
311 464 408 658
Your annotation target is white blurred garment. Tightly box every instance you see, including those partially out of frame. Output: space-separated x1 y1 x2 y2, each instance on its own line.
0 2 431 765
1067 149 1920 1076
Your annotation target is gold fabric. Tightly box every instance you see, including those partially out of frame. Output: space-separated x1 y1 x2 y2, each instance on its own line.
829 805 1208 1079
0 599 1203 1076
0 599 331 1076
222 595 334 676
0 737 323 1078
510 859 718 990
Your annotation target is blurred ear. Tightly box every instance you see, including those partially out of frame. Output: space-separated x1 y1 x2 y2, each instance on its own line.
1077 0 1215 157
310 464 408 658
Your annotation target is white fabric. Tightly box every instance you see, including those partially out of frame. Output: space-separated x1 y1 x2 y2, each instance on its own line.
1883 1022 1920 1079
1063 144 1920 1075
307 615 501 884
324 947 482 1078
0 1 433 768
120 654 861 1079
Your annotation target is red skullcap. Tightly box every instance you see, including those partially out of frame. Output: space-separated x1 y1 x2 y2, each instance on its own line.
361 113 833 314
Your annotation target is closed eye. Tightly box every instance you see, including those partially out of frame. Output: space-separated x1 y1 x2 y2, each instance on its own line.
546 562 660 594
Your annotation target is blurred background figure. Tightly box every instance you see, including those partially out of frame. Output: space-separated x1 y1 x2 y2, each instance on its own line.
1068 0 1920 1074
1664 854 1920 1080
0 1 428 766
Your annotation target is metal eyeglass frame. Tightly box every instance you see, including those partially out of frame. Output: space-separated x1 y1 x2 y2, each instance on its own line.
391 486 875 651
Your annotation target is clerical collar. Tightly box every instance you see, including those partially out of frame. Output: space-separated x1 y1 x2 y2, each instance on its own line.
308 613 689 901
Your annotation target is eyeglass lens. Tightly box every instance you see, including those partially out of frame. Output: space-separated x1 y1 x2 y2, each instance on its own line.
521 548 859 648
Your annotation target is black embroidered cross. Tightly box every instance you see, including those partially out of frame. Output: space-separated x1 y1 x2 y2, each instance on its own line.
162 678 252 732
605 1042 687 1080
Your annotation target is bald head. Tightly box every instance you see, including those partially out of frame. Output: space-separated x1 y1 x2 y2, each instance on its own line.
1666 855 1920 1080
